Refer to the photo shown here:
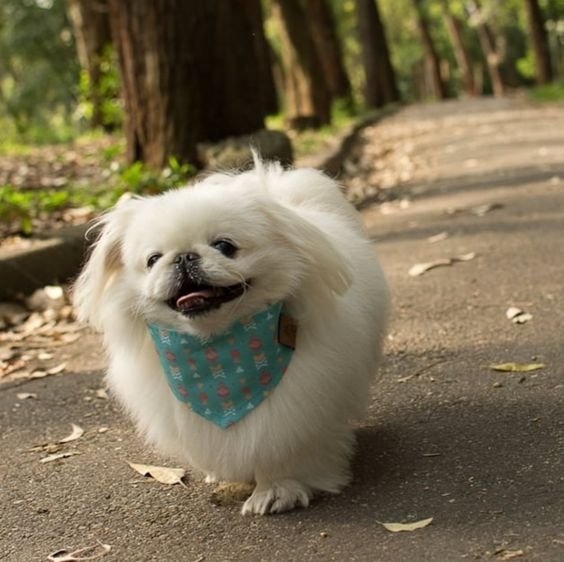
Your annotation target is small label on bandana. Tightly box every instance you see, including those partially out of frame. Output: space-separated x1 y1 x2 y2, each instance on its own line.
147 303 295 429
278 312 297 349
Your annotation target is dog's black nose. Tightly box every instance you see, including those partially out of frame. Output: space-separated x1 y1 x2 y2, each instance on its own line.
174 252 200 265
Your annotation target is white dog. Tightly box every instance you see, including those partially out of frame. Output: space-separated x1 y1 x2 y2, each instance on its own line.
74 157 389 515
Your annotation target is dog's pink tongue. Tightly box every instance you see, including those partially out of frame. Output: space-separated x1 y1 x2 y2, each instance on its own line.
176 289 215 309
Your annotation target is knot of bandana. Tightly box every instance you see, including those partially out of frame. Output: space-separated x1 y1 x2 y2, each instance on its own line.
147 302 295 429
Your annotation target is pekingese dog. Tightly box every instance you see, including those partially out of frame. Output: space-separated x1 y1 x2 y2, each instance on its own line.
74 156 389 515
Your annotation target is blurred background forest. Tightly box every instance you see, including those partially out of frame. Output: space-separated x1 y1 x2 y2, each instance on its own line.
0 0 563 237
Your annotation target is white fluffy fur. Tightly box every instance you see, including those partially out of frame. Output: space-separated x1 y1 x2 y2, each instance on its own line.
74 160 389 515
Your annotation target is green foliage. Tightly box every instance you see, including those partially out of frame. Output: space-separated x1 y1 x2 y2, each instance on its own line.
517 50 536 81
117 157 195 195
0 185 74 235
0 156 196 235
529 80 564 102
77 46 122 130
0 0 80 142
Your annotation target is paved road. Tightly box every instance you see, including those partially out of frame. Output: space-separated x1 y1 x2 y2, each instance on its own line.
1 98 563 561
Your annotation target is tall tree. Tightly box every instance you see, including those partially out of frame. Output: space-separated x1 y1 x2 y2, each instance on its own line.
440 0 476 97
66 0 112 130
524 0 553 84
466 0 505 97
305 0 352 102
245 0 279 115
272 0 332 129
412 0 448 100
108 0 267 168
355 0 399 108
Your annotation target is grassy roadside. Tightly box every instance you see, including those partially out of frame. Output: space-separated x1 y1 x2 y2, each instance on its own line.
528 81 564 103
1 103 370 237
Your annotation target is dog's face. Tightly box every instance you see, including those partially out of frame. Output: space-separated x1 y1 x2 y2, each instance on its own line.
74 165 351 337
119 177 305 334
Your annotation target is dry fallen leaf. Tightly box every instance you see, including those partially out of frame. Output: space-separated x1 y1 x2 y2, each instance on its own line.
47 362 67 375
506 307 532 324
409 259 453 277
17 312 47 334
47 542 111 561
490 363 545 373
0 359 26 379
40 451 80 464
16 392 37 400
30 442 62 454
59 424 84 443
409 253 476 277
380 517 433 533
210 482 254 506
0 346 18 361
427 232 449 243
495 549 524 560
59 333 81 345
127 462 187 486
453 252 476 262
470 202 503 216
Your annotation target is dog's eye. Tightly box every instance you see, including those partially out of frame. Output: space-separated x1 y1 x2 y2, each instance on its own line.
146 253 162 269
211 239 237 258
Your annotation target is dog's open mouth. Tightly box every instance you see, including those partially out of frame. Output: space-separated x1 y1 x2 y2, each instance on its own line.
166 280 248 316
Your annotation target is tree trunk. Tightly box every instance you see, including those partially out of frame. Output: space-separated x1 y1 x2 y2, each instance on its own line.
108 0 267 168
244 0 279 115
412 0 448 100
467 0 505 97
66 0 111 129
305 0 352 102
272 0 332 129
440 0 476 96
355 0 400 108
524 0 553 84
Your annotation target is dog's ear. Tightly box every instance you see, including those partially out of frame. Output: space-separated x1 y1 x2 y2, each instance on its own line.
73 199 137 330
266 201 352 297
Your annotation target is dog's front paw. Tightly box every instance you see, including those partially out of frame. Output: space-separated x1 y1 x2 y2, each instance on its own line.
241 480 312 515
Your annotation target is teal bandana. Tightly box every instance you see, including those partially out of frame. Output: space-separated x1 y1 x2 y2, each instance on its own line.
147 303 295 429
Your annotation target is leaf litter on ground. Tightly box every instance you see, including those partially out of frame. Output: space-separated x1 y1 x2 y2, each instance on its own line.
30 423 85 458
127 462 187 487
409 252 476 277
0 285 81 382
379 517 433 533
